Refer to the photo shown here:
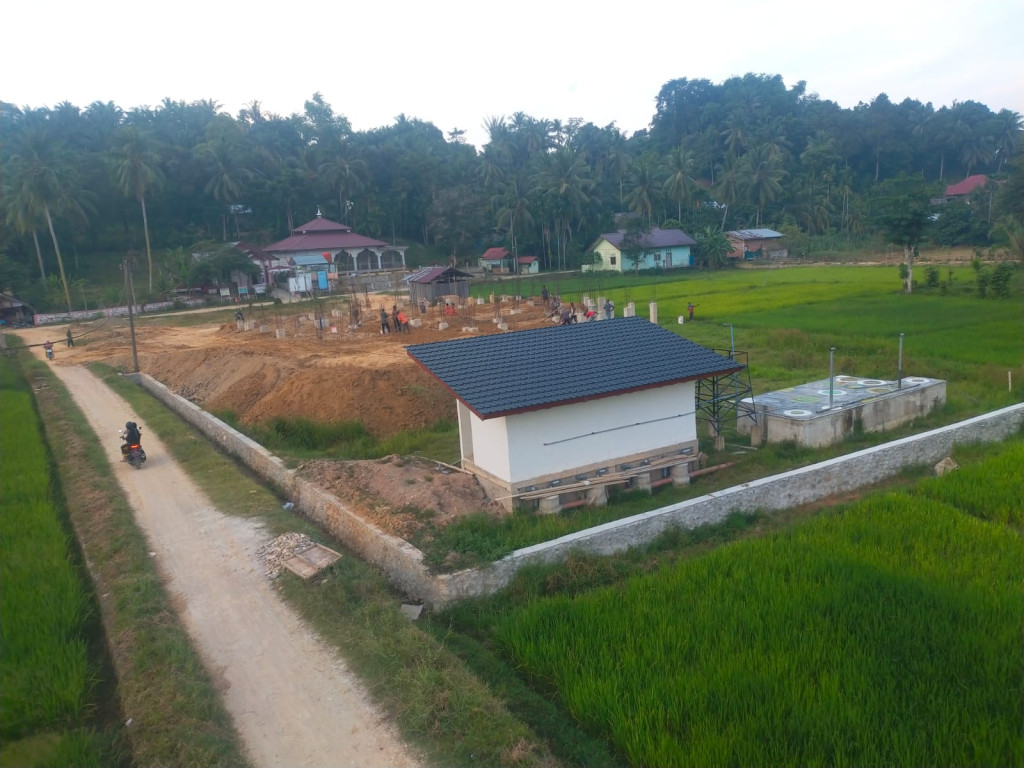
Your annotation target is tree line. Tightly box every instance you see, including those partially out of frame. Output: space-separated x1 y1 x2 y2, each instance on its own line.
2 73 1022 312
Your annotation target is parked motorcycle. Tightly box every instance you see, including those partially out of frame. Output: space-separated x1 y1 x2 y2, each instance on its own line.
119 427 147 469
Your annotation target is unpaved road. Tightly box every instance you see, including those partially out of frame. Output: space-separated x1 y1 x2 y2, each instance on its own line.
19 329 420 768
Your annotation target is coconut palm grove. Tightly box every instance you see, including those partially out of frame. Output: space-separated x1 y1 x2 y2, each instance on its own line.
2 73 1022 313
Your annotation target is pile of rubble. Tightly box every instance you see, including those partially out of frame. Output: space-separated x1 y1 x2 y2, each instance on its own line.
256 532 316 579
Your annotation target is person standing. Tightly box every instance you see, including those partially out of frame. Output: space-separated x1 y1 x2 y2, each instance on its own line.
541 285 550 307
391 305 402 332
603 299 614 320
379 307 391 334
66 327 75 347
687 302 697 321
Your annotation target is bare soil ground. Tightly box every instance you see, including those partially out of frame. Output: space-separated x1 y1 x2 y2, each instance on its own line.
53 295 556 531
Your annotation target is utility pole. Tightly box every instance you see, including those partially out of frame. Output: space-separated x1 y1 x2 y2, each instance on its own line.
123 253 140 373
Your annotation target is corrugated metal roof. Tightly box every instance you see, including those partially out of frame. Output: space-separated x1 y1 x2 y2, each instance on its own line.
291 254 331 266
727 229 783 240
404 267 473 284
407 316 741 418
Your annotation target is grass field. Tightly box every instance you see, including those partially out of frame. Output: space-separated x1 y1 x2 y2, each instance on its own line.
0 353 121 767
440 438 1024 767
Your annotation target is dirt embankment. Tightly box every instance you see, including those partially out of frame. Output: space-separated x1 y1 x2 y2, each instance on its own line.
66 297 559 437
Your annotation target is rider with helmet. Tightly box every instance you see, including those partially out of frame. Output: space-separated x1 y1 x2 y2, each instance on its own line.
121 421 142 459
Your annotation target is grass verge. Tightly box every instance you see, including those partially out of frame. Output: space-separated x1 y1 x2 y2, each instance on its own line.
90 362 566 767
19 352 251 768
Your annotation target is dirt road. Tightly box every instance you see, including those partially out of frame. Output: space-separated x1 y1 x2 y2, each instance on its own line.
19 329 420 768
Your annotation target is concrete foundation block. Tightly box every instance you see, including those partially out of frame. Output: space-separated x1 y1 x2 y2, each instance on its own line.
410 318 422 328
749 424 764 446
275 329 286 339
670 463 691 486
236 320 244 330
243 321 256 331
585 485 608 506
331 309 342 317
437 322 449 330
633 473 653 493
497 323 508 331
259 325 270 333
538 495 561 514
713 435 726 452
461 326 479 333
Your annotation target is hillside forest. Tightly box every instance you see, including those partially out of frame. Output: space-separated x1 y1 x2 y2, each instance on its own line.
2 73 1023 313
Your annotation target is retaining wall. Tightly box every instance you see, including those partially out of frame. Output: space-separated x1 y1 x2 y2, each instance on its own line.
129 372 1023 608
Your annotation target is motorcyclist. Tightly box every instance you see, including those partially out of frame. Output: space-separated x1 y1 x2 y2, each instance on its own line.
121 421 142 459
43 340 54 359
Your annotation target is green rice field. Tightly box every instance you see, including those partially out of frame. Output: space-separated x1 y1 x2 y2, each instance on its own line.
491 440 1024 767
0 356 112 766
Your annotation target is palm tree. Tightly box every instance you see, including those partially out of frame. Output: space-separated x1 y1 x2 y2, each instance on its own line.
495 175 534 263
534 147 593 269
2 166 48 279
740 145 787 227
319 142 367 224
624 158 663 226
712 154 741 230
663 146 699 223
5 140 84 315
602 132 633 205
198 136 255 239
112 127 164 290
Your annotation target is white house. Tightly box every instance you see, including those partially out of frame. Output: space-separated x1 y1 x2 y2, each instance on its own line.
407 317 741 511
584 227 697 273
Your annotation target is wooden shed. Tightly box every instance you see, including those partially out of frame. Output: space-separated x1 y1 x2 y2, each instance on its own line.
403 266 473 306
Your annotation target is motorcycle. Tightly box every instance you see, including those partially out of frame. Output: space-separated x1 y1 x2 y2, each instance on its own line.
119 429 147 469
44 346 54 360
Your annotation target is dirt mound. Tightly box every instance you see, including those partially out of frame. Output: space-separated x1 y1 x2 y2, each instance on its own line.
301 455 503 538
67 298 560 438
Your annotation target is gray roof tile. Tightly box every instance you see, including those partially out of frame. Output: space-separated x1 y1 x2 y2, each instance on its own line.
407 316 741 418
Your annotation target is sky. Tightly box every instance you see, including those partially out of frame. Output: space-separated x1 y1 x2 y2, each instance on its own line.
5 0 1022 149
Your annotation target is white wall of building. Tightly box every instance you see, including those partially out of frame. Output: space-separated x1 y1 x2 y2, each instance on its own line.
468 382 696 484
465 406 511 477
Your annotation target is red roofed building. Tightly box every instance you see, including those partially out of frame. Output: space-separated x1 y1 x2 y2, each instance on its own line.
940 175 989 202
517 255 539 275
263 210 406 274
479 247 512 272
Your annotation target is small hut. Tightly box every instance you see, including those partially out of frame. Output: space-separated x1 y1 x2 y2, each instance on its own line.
404 266 473 306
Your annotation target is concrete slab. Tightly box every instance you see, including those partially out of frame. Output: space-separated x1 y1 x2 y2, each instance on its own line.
738 374 946 448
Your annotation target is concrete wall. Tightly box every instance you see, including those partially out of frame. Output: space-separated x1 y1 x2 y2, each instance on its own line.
129 372 1023 608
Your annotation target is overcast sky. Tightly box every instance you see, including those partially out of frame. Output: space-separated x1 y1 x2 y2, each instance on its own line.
5 0 1022 149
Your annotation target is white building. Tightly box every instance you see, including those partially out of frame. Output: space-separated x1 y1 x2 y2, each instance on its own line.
407 317 742 511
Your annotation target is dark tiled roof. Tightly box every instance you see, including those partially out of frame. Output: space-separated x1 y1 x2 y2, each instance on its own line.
292 215 352 234
264 231 390 253
598 227 697 250
407 316 741 418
